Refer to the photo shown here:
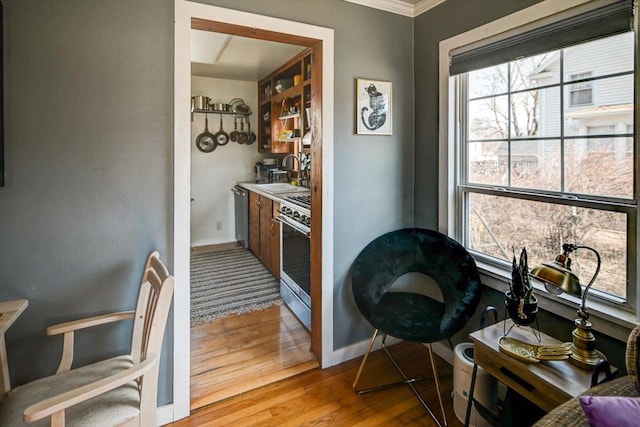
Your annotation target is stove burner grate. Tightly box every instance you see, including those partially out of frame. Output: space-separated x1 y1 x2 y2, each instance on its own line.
285 194 311 210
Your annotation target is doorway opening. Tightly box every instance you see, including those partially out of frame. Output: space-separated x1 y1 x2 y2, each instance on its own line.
180 12 330 410
174 3 334 418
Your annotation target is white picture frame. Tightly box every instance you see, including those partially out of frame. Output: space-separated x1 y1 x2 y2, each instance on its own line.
356 78 392 135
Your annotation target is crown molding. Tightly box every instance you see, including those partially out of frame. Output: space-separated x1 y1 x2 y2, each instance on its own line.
343 0 446 17
414 0 447 16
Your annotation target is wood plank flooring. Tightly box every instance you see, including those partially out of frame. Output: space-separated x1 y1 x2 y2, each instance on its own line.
190 304 319 410
178 334 463 426
186 242 463 425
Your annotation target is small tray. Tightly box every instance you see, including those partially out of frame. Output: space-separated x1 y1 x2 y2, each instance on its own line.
499 336 571 363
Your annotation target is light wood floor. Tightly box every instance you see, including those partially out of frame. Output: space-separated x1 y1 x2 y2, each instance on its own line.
174 338 462 427
190 304 319 410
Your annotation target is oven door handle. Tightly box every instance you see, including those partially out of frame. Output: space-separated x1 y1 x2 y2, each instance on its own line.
276 215 311 238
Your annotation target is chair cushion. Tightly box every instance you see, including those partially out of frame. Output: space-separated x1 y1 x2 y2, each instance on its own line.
579 395 640 427
0 355 140 427
370 292 445 342
352 228 482 343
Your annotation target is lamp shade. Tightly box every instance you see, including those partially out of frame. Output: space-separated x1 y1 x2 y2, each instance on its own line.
530 253 582 298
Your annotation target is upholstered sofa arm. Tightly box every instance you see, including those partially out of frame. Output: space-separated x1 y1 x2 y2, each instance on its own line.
22 354 156 424
625 324 640 391
46 311 135 374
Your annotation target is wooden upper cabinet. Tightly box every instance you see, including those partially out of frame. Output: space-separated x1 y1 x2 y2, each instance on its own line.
258 48 315 155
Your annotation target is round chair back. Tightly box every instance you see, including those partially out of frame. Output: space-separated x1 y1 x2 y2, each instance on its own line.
352 228 482 343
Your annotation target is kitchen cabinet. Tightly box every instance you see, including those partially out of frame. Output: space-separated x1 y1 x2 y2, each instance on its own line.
258 48 314 156
248 191 280 278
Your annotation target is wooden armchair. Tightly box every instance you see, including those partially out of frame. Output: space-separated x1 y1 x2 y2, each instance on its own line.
0 251 174 426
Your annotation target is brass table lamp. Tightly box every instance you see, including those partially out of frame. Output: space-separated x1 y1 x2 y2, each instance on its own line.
530 244 605 369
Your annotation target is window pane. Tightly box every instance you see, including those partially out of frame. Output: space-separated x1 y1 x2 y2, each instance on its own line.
511 140 560 191
564 74 634 135
511 53 559 90
468 96 508 140
468 141 508 186
468 63 509 98
564 137 633 198
564 32 634 79
467 192 627 299
511 87 559 138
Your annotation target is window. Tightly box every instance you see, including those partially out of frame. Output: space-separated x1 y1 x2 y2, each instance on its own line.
446 3 636 310
569 72 593 106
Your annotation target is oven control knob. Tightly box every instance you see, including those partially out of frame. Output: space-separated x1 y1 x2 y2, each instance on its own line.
293 211 300 220
300 215 309 226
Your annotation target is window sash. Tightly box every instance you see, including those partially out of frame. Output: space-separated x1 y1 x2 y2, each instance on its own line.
450 0 633 75
456 42 637 307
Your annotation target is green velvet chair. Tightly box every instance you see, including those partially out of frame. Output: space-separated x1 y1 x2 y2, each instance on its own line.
351 228 482 427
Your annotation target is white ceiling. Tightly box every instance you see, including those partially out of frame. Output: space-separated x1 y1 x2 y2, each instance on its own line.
191 30 305 82
190 0 446 82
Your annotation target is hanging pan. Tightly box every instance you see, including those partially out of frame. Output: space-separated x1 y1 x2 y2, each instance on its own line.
237 120 247 144
230 116 239 142
214 115 229 146
246 116 256 145
195 114 217 153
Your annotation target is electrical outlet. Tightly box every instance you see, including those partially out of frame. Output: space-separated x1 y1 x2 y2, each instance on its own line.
216 221 222 230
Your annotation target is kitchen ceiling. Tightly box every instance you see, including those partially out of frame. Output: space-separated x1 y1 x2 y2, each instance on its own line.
191 29 306 82
191 0 447 82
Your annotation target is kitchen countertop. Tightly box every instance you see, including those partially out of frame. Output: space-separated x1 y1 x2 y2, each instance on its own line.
237 182 310 203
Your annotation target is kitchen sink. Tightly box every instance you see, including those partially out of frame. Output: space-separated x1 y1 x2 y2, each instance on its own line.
255 183 310 195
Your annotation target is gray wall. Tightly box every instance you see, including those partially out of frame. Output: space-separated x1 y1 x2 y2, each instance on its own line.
413 0 544 229
1 0 628 412
0 0 414 407
413 0 627 372
194 0 415 349
0 0 174 403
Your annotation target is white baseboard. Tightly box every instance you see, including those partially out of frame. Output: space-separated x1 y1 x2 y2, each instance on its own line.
326 333 455 368
430 340 455 365
157 403 174 426
190 237 237 247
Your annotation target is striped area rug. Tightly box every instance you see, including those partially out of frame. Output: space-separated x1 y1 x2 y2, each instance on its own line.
190 248 281 326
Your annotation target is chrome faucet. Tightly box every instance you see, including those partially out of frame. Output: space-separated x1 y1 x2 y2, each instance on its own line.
281 154 302 170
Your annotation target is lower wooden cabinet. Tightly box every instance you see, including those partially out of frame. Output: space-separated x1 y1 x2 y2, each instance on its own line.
248 191 280 279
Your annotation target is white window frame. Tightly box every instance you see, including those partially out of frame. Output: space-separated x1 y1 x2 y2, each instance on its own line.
438 0 639 342
569 71 594 107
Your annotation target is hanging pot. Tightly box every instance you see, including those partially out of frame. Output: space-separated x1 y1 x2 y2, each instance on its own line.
192 96 210 111
246 116 256 145
195 114 217 153
214 115 229 146
230 116 239 142
237 120 247 144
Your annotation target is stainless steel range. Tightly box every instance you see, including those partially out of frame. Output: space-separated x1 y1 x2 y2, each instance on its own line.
277 193 311 330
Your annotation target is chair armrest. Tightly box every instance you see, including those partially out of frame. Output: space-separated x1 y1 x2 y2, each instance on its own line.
23 354 157 424
46 311 135 336
47 311 135 374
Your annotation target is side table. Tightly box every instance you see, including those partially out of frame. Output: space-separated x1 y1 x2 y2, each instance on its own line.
465 321 616 426
0 299 28 401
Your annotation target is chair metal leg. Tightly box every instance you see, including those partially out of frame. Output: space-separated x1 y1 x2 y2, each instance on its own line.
352 329 379 390
426 343 448 427
351 331 446 427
